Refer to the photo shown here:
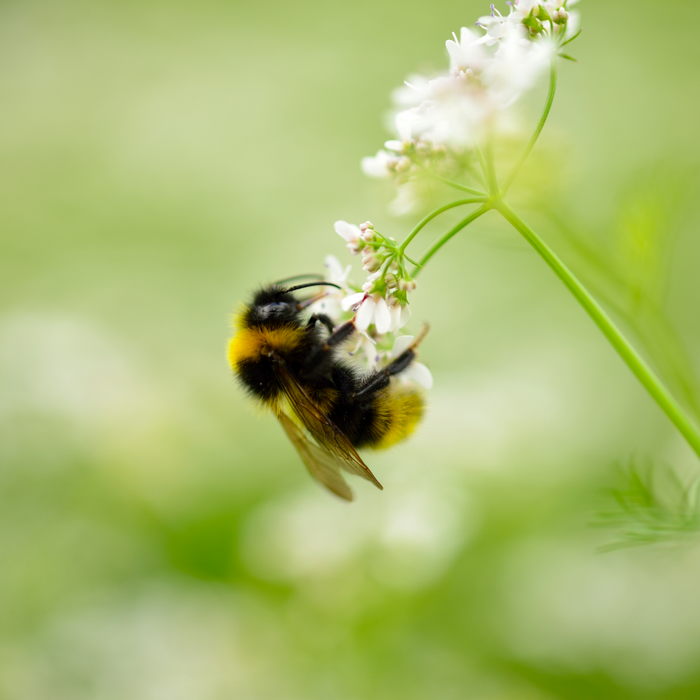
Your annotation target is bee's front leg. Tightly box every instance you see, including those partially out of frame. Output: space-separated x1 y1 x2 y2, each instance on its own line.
306 313 335 335
353 347 416 400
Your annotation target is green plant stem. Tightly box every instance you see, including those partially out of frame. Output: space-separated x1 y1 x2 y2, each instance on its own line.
414 204 491 272
494 199 700 460
485 138 499 196
501 54 558 196
399 198 486 254
431 173 486 197
475 141 489 183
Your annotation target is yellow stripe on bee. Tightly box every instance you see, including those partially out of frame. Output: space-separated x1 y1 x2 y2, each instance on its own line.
227 324 305 369
372 388 424 450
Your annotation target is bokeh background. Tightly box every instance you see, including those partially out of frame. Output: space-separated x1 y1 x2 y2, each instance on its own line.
2 0 700 697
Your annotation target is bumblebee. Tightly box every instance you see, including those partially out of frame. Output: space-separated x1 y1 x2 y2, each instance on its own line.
227 280 428 500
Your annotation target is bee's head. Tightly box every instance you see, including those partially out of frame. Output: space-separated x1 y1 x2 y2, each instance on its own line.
243 281 342 328
247 286 300 327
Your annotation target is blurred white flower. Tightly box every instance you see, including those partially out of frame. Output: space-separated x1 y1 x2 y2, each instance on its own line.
513 0 543 14
308 255 352 319
481 27 553 108
362 0 575 172
361 149 396 179
445 26 489 73
475 6 520 47
394 80 491 149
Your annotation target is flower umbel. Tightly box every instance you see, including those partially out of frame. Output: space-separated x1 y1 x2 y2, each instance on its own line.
311 231 420 375
362 1 580 212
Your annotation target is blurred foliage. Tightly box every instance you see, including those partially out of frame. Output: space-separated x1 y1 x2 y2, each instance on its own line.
594 461 700 551
2 0 700 698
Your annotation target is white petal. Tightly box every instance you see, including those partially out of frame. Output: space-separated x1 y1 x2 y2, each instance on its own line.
384 140 403 152
388 303 401 333
324 255 344 282
374 296 391 334
341 292 365 312
399 304 412 328
391 335 414 357
334 220 361 243
445 39 462 67
404 362 433 390
355 296 375 331
361 151 392 179
395 109 421 141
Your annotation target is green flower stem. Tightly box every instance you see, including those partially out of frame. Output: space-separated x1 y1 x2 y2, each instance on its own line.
431 173 487 197
501 53 558 196
414 203 492 272
399 197 487 255
485 138 499 196
494 198 700 460
475 141 490 184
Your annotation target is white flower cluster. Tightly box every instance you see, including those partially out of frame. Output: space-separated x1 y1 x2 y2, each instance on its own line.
333 220 416 330
362 0 580 208
308 222 431 389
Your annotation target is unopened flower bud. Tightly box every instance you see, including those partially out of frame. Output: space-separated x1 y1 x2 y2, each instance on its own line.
385 272 398 289
347 241 362 255
398 278 417 292
395 156 411 173
362 254 381 272
361 229 374 242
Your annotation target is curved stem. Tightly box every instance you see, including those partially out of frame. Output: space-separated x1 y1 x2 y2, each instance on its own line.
501 54 558 196
414 204 492 273
431 173 487 197
399 197 487 254
495 199 700 460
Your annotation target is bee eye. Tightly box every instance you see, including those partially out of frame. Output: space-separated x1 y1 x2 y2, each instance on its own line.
261 302 289 317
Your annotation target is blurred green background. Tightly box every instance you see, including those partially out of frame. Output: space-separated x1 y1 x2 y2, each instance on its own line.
2 0 700 697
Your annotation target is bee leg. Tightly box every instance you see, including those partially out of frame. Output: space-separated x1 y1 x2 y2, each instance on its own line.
306 313 335 334
353 347 417 400
300 321 355 379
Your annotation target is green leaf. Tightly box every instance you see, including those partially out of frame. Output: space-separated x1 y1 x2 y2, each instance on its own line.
522 15 543 32
561 29 582 47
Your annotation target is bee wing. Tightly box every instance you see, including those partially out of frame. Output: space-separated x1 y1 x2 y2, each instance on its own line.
277 411 354 501
275 359 383 491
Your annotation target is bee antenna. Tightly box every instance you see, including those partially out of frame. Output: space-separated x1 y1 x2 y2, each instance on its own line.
273 273 324 286
283 281 342 293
